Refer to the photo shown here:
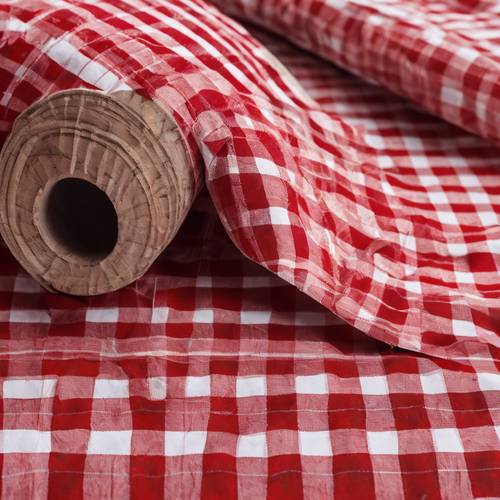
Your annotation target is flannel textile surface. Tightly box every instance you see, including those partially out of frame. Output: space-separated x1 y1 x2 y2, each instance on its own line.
0 0 499 498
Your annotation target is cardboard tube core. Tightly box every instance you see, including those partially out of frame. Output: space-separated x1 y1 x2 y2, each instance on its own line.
40 177 119 265
0 89 196 295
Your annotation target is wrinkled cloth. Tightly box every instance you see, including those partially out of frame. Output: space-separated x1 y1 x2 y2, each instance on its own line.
0 0 499 498
1 0 499 354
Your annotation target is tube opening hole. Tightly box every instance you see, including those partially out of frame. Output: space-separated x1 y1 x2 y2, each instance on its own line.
42 178 118 264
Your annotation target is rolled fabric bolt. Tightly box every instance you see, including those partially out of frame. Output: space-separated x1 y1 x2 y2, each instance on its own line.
0 89 196 296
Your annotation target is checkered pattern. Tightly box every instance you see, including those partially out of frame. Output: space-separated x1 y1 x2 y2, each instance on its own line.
0 0 499 497
214 0 500 143
0 193 499 498
2 0 498 357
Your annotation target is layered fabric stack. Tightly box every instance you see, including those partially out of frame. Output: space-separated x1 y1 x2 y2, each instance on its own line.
0 0 499 498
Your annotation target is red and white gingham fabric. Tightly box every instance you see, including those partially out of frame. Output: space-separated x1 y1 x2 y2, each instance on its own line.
0 193 498 498
1 0 499 355
0 0 499 498
215 0 500 143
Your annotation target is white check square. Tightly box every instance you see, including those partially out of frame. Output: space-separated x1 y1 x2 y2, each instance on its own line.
360 375 389 395
296 374 328 394
452 319 477 337
151 307 169 324
193 309 214 323
3 378 56 399
236 376 266 397
186 376 211 397
86 308 119 323
269 207 290 225
477 372 500 392
420 371 446 394
367 431 399 455
237 433 267 457
87 430 132 455
299 431 332 456
93 379 129 399
431 428 464 453
148 376 167 400
165 431 207 456
1 429 51 453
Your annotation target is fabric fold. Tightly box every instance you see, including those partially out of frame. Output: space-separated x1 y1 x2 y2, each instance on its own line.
0 2 499 497
213 0 500 143
0 0 499 360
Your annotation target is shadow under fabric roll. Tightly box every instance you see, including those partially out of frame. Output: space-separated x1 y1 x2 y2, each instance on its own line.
0 89 195 295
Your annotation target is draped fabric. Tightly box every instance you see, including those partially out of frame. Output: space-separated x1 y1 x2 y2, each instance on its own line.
0 0 499 498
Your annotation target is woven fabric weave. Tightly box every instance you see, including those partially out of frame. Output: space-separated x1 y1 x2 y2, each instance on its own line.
0 0 499 498
1 0 499 355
